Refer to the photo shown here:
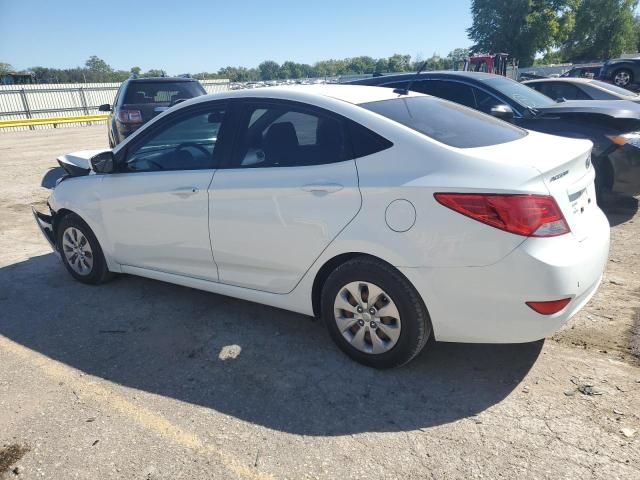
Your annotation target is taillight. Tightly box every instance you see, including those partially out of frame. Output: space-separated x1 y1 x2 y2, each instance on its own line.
117 110 142 123
526 298 571 315
434 193 570 237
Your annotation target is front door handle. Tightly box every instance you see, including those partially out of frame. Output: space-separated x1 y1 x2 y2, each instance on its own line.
301 183 343 193
171 187 199 198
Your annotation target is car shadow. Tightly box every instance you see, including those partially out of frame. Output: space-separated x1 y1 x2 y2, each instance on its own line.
0 253 542 436
601 194 639 227
40 167 65 189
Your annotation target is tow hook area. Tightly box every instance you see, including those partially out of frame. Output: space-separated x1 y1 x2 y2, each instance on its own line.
31 206 59 256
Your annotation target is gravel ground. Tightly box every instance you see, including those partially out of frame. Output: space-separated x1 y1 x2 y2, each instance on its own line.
0 126 639 480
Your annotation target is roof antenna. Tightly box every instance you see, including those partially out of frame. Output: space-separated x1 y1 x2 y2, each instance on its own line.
394 60 428 95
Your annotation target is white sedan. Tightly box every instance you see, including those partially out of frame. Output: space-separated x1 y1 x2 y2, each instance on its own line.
33 85 610 368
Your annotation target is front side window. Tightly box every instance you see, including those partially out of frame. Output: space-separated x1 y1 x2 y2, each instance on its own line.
231 103 348 168
361 96 526 148
124 107 225 172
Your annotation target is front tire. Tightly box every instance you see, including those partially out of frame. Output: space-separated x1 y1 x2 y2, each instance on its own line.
321 257 432 368
56 213 113 285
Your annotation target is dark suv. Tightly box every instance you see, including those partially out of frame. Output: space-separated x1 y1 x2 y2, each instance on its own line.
99 76 206 147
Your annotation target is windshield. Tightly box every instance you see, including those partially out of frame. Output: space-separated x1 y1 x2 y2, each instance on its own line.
591 80 638 97
123 81 205 105
482 76 556 109
360 96 526 148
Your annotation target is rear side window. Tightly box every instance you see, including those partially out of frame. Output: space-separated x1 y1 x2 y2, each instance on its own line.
123 82 205 105
360 96 526 148
348 121 393 158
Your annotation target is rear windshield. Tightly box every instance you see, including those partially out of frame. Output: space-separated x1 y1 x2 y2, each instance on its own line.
481 76 556 108
123 81 205 105
591 80 638 97
360 96 526 148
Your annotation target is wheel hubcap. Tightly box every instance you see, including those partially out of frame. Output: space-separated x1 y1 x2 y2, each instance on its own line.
62 227 93 275
615 72 630 86
333 281 401 354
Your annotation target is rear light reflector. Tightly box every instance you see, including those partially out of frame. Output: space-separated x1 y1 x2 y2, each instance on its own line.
117 110 142 123
434 193 570 237
526 298 571 315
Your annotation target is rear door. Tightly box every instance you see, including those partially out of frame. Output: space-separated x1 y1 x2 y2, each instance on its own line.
208 100 362 294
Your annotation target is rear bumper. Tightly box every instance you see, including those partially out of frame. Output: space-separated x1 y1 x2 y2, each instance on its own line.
609 145 640 195
32 206 59 257
400 208 610 343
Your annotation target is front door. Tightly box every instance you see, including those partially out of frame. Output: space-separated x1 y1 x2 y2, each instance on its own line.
209 100 362 294
100 103 228 281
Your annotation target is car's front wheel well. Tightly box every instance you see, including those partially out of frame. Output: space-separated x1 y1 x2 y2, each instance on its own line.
312 253 403 318
51 208 75 247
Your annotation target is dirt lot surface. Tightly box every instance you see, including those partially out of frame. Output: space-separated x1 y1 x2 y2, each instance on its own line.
0 126 639 479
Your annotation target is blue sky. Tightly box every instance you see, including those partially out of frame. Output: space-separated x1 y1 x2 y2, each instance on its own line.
0 0 472 73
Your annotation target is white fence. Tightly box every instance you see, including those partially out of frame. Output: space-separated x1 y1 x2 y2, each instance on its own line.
0 80 230 132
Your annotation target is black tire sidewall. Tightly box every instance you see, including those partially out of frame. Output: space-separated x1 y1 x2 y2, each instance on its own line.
56 213 110 284
321 258 431 368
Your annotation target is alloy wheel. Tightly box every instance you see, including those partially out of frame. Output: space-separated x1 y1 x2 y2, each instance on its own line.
333 281 401 354
614 71 631 87
62 227 94 275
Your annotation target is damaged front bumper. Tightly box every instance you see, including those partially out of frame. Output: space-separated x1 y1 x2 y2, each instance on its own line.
32 206 59 257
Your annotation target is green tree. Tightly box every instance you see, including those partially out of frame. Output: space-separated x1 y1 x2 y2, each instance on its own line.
258 60 280 80
143 69 166 77
562 0 638 60
387 54 412 72
467 0 571 67
374 58 388 73
130 66 141 75
0 62 14 75
85 56 112 74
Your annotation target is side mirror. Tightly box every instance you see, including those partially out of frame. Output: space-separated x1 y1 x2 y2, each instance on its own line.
555 97 567 103
489 104 515 122
98 104 112 112
90 151 115 174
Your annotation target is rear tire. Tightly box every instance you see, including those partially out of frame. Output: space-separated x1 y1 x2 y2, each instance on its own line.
321 256 432 368
613 68 633 88
56 213 113 285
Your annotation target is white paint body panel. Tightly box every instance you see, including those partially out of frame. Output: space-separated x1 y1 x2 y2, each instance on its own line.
209 160 361 293
45 85 610 344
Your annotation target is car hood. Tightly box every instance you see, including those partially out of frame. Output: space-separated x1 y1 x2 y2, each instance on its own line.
537 99 640 119
57 149 108 176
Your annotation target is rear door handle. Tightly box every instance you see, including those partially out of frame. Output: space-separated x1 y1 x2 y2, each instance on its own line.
171 187 200 198
301 183 343 193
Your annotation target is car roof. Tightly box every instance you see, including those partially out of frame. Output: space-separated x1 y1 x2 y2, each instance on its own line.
365 71 498 81
128 77 200 83
182 84 424 107
524 78 594 84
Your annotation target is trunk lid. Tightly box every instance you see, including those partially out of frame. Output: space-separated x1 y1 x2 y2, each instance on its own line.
467 130 598 242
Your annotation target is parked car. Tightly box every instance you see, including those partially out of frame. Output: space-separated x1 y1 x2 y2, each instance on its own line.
523 78 640 103
35 85 609 368
599 58 640 88
350 72 640 198
99 76 206 147
561 64 602 79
